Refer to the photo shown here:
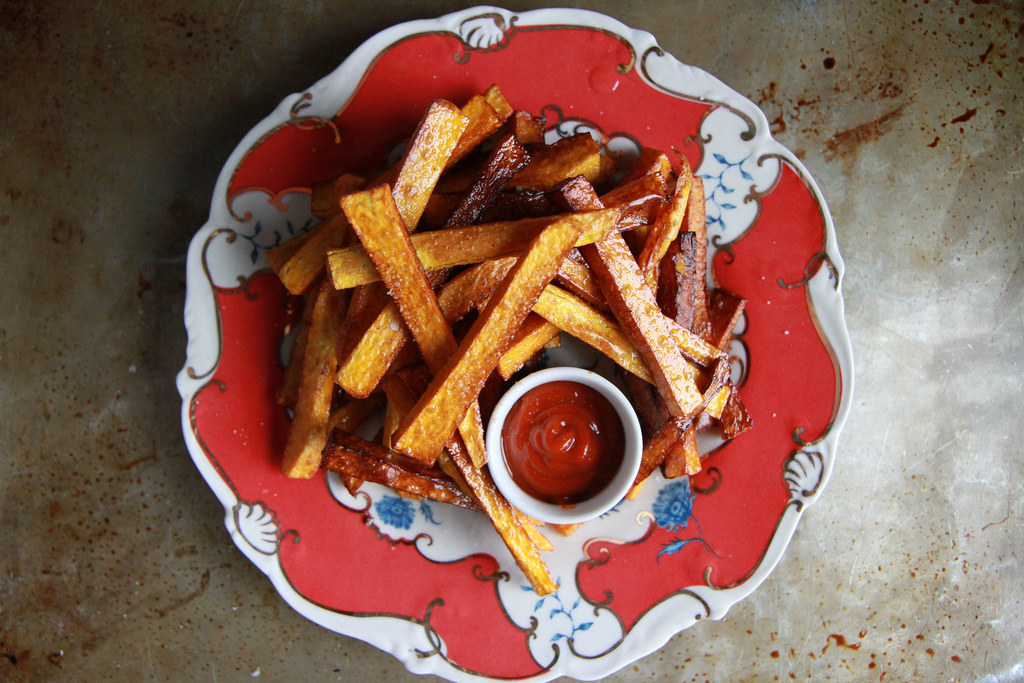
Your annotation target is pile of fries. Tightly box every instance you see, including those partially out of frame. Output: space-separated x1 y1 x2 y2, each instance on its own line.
267 86 752 595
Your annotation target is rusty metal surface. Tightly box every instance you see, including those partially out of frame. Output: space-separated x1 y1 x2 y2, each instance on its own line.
1 1 1021 680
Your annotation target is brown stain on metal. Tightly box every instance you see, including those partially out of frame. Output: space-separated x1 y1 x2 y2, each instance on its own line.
947 108 979 125
822 633 862 654
824 106 906 161
149 567 212 618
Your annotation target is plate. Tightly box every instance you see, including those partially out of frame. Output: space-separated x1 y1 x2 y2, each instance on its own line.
177 6 854 681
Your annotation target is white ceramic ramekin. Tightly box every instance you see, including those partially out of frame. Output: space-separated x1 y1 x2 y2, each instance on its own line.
486 366 643 524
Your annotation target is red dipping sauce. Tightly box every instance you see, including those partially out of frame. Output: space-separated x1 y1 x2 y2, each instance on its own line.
500 380 625 506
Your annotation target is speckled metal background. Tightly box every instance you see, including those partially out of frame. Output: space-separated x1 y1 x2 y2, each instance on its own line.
1 1 1021 681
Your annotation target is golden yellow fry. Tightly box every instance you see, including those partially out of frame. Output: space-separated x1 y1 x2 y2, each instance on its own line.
336 258 516 398
392 216 584 464
327 209 620 290
509 133 602 191
497 313 561 380
341 184 489 467
391 100 469 231
533 284 653 382
282 281 344 478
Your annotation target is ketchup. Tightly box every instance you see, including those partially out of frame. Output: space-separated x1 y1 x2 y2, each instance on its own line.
501 380 625 506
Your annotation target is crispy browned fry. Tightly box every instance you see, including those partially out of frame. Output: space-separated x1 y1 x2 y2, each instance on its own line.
720 387 753 439
582 232 703 418
336 259 516 398
282 281 345 478
685 176 712 340
391 100 469 231
551 176 723 374
627 416 690 498
275 214 350 295
662 422 700 478
638 158 692 288
321 429 480 510
482 189 558 222
708 288 747 351
392 216 584 464
533 284 652 382
326 392 385 493
658 230 702 332
510 133 602 191
599 170 670 216
624 372 668 437
553 172 663 247
327 208 620 290
497 312 560 380
341 184 489 467
443 133 531 229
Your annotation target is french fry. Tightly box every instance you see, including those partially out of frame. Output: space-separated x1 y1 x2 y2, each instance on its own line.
600 170 670 217
447 96 504 170
336 258 516 398
508 110 546 145
390 100 469 232
321 429 481 510
392 216 584 464
443 132 531 229
483 83 514 121
327 392 385 494
310 173 366 220
444 435 557 594
582 231 703 418
277 287 317 409
267 226 315 274
555 252 606 308
341 184 489 468
720 388 753 439
618 147 672 185
510 133 603 191
268 89 757 596
327 208 621 290
627 416 689 498
658 230 703 332
637 157 692 288
282 280 345 478
275 214 351 295
662 422 700 478
684 176 713 340
708 287 747 351
497 312 561 380
384 329 557 594
533 284 652 382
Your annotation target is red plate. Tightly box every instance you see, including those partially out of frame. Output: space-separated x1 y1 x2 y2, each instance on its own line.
178 7 853 681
